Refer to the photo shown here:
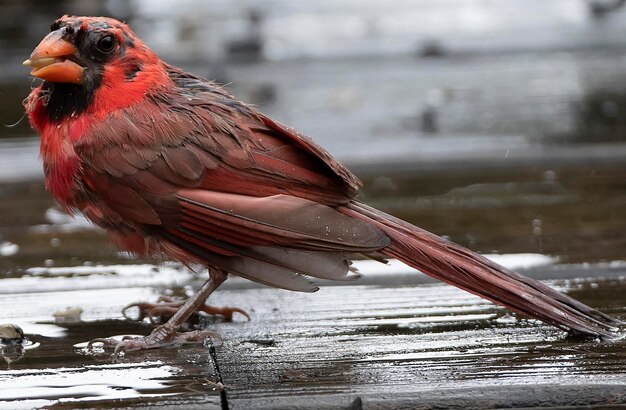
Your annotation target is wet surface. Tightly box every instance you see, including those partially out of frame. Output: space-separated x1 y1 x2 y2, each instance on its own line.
0 164 625 408
0 262 624 409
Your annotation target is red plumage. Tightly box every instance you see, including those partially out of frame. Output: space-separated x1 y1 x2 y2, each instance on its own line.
24 16 622 348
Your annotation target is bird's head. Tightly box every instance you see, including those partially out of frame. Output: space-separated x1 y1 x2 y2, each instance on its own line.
24 15 170 122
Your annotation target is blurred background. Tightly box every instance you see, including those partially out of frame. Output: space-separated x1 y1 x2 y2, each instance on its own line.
1 0 626 271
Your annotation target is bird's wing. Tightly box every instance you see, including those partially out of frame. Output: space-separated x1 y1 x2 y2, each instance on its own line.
156 65 362 203
73 81 388 290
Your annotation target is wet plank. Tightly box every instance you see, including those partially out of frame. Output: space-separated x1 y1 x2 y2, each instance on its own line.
0 259 625 409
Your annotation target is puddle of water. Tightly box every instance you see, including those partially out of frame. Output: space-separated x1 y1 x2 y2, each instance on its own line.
0 361 180 409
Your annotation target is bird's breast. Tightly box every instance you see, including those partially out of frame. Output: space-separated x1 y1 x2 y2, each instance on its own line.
40 120 83 208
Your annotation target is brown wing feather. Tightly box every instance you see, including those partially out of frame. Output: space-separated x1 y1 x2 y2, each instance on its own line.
177 190 387 252
256 114 361 196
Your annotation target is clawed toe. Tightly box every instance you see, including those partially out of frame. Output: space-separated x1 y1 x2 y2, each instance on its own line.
122 300 250 325
113 337 151 353
198 305 251 321
174 330 223 346
87 337 123 350
122 302 180 324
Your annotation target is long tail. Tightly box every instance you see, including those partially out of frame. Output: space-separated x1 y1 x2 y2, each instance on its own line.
343 201 623 338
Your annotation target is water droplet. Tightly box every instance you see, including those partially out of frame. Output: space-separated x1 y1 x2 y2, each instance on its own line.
0 241 19 257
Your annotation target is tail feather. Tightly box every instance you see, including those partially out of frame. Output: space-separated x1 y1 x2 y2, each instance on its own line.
343 201 623 338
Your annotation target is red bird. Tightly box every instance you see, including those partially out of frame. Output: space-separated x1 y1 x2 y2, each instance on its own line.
24 16 622 351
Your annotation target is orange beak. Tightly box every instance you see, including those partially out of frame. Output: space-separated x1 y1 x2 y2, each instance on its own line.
23 31 84 84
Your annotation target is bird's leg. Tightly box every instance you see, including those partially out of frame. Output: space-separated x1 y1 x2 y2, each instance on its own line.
89 268 231 353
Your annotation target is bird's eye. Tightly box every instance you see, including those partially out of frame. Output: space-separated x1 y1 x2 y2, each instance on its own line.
97 35 116 53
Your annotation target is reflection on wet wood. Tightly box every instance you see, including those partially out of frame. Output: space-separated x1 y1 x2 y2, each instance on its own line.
0 263 624 409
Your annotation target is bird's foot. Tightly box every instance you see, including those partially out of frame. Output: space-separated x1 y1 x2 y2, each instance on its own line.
86 276 231 354
87 323 222 354
123 296 250 325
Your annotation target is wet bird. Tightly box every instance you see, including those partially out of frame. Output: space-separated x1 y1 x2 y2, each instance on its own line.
24 16 622 351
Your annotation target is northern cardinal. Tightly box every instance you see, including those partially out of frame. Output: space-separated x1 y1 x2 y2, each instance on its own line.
23 16 622 351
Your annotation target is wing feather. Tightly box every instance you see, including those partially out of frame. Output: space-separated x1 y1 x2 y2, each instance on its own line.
162 145 205 180
177 190 388 252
